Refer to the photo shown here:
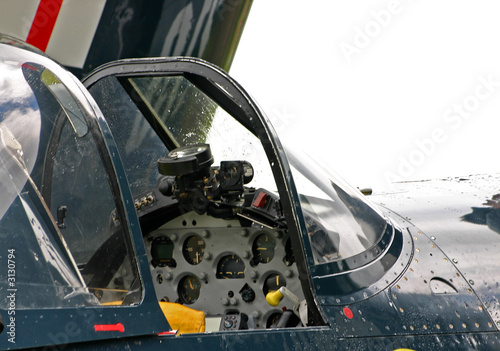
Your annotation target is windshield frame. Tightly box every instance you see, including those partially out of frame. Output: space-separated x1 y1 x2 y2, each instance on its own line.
83 56 327 325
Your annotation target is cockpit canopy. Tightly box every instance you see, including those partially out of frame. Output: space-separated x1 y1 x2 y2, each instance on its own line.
0 43 140 309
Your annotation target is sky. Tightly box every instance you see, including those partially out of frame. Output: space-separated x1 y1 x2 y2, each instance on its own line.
230 1 500 193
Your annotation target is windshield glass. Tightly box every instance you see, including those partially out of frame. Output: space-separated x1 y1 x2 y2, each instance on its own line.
90 74 277 197
287 149 388 264
0 44 140 308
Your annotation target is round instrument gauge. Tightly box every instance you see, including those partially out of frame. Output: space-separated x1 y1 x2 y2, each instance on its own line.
183 235 205 265
252 232 275 264
151 236 176 268
178 275 201 305
158 144 214 176
266 312 283 328
216 254 245 279
263 273 286 296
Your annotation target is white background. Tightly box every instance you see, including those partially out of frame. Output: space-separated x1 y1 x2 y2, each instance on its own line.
231 1 500 192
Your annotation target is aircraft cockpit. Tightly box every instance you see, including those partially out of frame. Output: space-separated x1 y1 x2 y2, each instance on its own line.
85 58 395 333
4 34 500 351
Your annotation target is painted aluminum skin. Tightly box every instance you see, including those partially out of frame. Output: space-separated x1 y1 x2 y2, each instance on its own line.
0 0 252 78
1 37 500 351
372 175 500 327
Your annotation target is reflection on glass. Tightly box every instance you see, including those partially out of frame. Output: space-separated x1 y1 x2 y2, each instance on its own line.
40 68 88 137
0 45 141 309
287 149 387 264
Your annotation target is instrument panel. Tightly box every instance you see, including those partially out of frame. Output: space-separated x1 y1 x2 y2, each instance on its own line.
144 211 303 329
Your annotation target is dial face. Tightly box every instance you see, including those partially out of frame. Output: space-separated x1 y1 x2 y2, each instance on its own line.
266 312 283 328
178 275 201 305
216 254 245 279
239 283 256 303
252 232 275 264
169 144 208 159
263 273 286 295
183 235 205 265
151 236 176 268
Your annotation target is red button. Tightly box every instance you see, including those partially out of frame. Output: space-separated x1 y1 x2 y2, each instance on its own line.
343 307 354 319
253 192 268 208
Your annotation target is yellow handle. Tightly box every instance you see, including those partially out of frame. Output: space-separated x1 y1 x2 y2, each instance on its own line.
266 289 284 307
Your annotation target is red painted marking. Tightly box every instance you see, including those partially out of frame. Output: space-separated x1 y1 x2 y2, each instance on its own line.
21 64 38 71
157 330 177 336
253 192 268 208
343 306 354 319
94 323 125 333
26 0 64 52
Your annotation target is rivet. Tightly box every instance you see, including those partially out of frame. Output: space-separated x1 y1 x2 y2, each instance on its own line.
436 324 441 330
449 324 454 329
423 325 427 330
431 236 436 240
462 323 467 328
475 323 480 328
452 258 458 264
410 325 414 331
416 248 420 252
399 307 404 313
